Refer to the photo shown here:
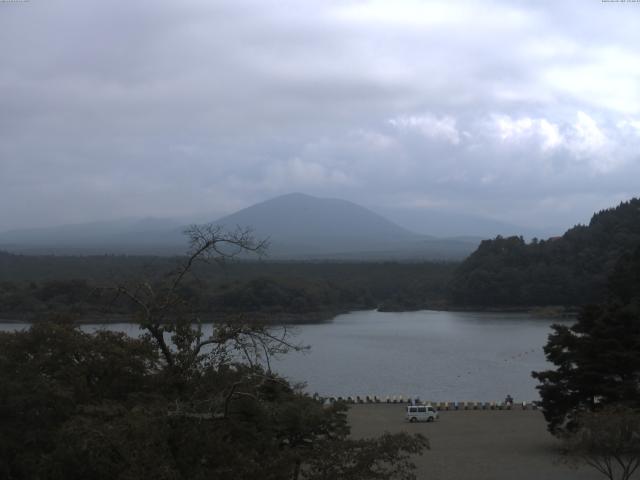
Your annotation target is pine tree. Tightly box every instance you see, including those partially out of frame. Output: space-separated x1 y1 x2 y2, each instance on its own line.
532 245 640 434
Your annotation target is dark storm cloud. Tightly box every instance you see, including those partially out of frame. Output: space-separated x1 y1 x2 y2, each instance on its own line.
1 0 639 231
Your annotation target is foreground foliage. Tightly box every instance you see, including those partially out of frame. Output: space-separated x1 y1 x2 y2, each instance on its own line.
0 226 428 479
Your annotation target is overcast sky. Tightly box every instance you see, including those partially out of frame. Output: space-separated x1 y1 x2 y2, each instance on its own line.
1 0 639 232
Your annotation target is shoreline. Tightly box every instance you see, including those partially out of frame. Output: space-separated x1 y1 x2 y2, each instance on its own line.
379 304 578 318
0 309 347 325
0 304 578 325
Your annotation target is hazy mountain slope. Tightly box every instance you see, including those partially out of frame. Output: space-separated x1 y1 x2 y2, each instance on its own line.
376 206 557 239
214 193 418 244
0 193 479 259
212 193 478 259
0 218 185 253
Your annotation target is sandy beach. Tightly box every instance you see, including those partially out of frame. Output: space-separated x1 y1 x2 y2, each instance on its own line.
348 404 602 480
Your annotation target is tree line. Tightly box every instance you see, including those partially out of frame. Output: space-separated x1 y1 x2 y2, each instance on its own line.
0 256 455 322
449 198 640 307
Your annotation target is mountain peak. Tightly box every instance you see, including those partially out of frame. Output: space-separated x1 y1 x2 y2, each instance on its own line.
216 193 416 239
256 192 354 207
274 192 314 201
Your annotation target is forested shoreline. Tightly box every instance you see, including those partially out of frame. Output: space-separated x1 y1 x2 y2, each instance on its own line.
450 198 640 307
0 255 456 323
2 198 639 323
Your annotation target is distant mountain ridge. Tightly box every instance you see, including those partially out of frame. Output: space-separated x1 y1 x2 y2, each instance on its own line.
376 206 557 239
0 217 182 241
0 217 185 255
0 193 481 259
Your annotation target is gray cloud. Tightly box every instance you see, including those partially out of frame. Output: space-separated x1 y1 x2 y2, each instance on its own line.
1 0 639 231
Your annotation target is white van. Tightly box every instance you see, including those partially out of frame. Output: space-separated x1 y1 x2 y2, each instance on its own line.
405 405 438 422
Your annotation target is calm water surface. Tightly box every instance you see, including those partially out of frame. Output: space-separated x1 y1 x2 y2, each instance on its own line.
271 310 567 402
0 310 568 402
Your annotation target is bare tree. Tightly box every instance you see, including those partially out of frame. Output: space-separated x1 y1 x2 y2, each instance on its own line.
563 406 640 480
108 224 301 374
12 224 429 479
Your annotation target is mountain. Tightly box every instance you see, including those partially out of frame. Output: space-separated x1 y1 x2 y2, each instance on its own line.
214 193 416 253
212 193 478 259
0 193 480 259
449 198 640 307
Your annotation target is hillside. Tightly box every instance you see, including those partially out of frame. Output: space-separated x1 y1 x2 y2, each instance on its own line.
214 193 478 259
449 198 640 307
217 193 417 242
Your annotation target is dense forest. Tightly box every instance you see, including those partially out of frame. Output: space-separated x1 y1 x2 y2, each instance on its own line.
0 254 455 322
449 198 640 307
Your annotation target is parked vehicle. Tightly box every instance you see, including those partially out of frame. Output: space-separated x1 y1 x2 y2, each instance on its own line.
405 405 438 422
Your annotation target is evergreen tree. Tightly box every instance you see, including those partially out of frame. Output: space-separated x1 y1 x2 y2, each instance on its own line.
532 245 640 434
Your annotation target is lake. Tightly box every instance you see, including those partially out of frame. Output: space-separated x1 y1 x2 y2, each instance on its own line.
0 309 568 402
271 310 566 402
